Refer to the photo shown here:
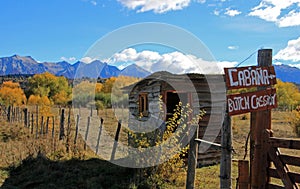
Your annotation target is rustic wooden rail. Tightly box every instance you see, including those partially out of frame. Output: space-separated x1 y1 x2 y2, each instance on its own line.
267 136 300 189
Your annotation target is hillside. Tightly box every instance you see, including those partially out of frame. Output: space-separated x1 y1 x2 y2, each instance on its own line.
274 64 300 84
1 55 300 84
0 55 150 79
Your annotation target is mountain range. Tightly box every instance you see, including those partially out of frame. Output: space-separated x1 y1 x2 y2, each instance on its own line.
0 55 151 79
0 55 299 84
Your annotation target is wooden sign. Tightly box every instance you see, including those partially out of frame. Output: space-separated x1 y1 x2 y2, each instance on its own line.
224 66 276 90
227 88 277 116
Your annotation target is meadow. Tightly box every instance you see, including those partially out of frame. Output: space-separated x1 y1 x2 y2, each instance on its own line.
0 106 297 188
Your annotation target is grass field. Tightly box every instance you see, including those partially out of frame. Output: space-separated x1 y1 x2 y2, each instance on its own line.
0 107 297 188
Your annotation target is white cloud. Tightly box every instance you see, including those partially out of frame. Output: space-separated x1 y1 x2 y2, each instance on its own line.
249 0 300 27
109 48 236 74
274 37 300 62
80 56 97 63
118 0 192 13
90 1 97 6
224 8 241 17
60 56 76 62
228 45 239 50
117 0 208 13
277 10 300 27
213 9 220 16
289 63 300 69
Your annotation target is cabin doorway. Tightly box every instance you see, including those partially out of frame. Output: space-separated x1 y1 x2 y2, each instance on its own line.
166 91 189 121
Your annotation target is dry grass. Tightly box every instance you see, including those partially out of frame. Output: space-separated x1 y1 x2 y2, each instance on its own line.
0 108 298 188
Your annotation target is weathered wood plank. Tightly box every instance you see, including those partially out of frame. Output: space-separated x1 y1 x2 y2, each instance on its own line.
280 154 300 167
268 147 296 188
267 183 285 189
269 138 300 150
269 168 300 184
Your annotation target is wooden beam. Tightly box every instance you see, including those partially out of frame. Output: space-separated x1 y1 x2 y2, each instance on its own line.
268 147 297 189
186 125 198 189
220 112 232 189
269 138 300 150
238 160 250 189
266 183 285 189
280 154 300 167
250 49 273 189
268 168 300 184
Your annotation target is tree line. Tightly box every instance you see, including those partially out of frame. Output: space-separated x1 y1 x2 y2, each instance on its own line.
0 72 299 111
0 72 140 110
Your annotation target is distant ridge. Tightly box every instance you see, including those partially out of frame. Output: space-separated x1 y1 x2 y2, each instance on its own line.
0 55 151 79
274 64 300 84
0 55 299 84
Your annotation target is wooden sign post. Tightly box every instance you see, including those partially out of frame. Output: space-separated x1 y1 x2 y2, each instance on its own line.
224 49 277 189
250 49 273 189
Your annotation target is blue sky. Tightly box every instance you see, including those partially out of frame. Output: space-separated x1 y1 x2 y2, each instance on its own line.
0 0 300 72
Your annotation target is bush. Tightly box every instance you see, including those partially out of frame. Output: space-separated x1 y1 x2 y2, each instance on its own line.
127 102 205 188
292 107 300 136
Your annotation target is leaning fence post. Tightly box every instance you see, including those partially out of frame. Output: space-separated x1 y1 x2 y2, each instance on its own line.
66 107 71 153
186 124 198 189
36 105 39 132
52 116 55 139
46 116 49 135
96 118 104 155
111 120 122 161
23 108 28 128
7 106 11 122
74 114 80 145
220 111 232 189
31 113 34 134
40 116 44 135
84 116 91 150
59 109 65 140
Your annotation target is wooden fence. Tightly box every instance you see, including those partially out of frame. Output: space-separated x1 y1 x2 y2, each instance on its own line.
266 130 300 189
0 105 124 161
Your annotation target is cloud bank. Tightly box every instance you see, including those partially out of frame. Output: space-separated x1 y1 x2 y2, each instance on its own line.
249 0 300 27
274 37 300 62
108 48 237 74
117 0 207 13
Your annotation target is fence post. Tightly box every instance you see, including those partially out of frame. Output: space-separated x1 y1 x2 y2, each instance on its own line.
111 120 122 161
52 116 55 139
238 160 249 189
40 116 44 135
66 107 71 153
7 106 11 122
59 109 65 140
96 118 104 155
84 116 91 150
31 113 34 134
250 49 273 189
220 111 232 189
36 105 39 132
186 124 198 189
46 116 49 135
74 114 80 145
24 108 28 128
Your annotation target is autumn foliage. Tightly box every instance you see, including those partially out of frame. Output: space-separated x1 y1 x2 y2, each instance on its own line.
27 72 71 106
0 81 26 106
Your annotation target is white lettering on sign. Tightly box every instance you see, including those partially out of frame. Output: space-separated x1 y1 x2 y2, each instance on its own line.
227 89 277 116
228 67 274 87
224 66 276 89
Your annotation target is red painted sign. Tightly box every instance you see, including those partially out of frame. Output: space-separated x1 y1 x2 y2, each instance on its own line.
224 66 276 90
227 88 277 116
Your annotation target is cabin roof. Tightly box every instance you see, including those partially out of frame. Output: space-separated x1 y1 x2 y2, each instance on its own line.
122 71 224 93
